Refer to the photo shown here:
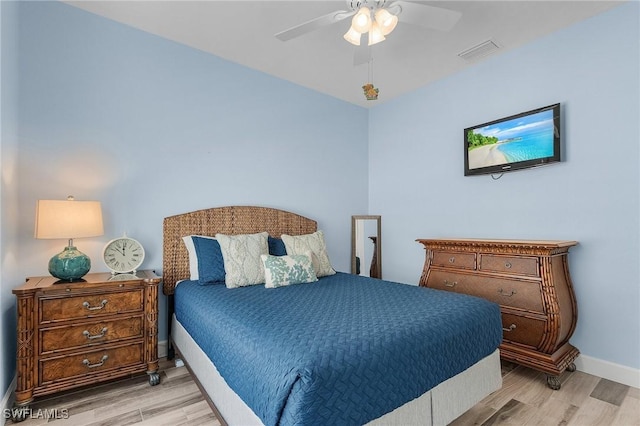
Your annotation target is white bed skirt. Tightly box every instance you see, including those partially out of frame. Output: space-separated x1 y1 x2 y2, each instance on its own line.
172 315 502 426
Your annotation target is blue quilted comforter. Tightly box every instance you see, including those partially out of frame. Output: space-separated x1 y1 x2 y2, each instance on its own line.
175 273 502 426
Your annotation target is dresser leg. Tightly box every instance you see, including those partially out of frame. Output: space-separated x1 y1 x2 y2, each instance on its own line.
546 374 561 390
566 363 577 372
148 372 160 386
10 403 30 422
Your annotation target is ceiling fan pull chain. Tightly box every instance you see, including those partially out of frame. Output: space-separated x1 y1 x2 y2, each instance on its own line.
363 57 379 101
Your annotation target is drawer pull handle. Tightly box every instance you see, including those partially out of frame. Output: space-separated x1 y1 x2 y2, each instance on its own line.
498 288 517 297
503 324 517 332
448 257 455 263
82 355 108 369
83 327 108 340
505 262 512 269
83 300 108 311
444 280 457 287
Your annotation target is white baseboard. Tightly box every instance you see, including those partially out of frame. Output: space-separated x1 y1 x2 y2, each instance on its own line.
158 340 168 359
575 354 640 389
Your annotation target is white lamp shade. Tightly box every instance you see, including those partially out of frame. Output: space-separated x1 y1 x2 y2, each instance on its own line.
35 198 104 239
375 8 398 35
352 6 372 33
343 26 362 45
368 22 386 46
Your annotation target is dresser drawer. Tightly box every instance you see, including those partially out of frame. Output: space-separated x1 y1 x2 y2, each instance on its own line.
40 342 144 384
480 254 539 277
40 289 144 323
431 250 476 270
426 270 544 313
40 315 144 354
501 313 546 348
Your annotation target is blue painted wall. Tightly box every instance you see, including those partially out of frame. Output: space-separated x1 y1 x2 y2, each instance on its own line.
369 2 639 370
1 0 638 401
1 1 368 394
1 0 21 399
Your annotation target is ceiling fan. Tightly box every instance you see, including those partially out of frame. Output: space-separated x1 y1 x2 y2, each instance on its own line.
275 0 462 64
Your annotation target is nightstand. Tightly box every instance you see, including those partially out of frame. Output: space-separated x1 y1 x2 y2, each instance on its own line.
12 270 161 418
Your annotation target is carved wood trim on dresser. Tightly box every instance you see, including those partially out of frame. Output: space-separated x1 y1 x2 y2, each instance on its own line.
11 270 161 420
417 238 579 390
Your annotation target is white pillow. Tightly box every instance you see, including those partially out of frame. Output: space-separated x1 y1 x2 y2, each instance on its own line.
261 252 318 288
281 231 336 277
215 232 269 288
182 235 212 280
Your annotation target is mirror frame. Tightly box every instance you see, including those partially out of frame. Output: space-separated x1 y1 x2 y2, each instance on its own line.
351 215 382 279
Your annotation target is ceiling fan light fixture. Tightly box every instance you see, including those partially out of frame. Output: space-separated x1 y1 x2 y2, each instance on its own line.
352 6 372 33
368 21 386 46
343 26 362 45
374 8 398 36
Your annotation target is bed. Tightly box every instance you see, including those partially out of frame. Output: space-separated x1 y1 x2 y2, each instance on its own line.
163 206 503 426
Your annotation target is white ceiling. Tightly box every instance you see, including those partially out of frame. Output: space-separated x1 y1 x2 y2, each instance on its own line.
64 1 624 108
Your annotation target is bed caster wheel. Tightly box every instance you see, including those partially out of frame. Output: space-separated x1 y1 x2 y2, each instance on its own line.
566 363 577 372
546 375 561 390
148 372 160 386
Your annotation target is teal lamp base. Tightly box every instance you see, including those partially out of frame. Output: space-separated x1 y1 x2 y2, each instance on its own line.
48 245 91 281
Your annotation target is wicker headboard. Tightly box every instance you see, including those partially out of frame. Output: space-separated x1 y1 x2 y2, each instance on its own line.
162 206 317 295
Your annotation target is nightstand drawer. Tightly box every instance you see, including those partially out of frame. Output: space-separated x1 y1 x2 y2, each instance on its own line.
40 289 144 323
480 254 539 277
501 313 546 348
40 315 144 354
427 270 544 313
431 250 476 270
40 342 144 384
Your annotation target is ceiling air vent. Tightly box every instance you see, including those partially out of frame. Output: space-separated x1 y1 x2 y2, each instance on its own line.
458 40 500 61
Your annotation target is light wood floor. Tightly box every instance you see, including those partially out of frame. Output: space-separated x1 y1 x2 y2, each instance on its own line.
452 362 639 426
12 359 219 426
10 359 639 425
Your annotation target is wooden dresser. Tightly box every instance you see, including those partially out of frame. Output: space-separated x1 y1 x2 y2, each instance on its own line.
12 270 161 417
417 238 579 390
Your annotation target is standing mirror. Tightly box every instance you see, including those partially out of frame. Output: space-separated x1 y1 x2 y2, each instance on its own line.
351 215 381 279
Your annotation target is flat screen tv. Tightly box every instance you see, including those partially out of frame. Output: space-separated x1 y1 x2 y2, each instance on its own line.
464 103 561 176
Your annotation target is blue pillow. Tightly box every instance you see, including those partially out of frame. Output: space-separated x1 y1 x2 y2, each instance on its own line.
191 236 226 284
268 236 287 256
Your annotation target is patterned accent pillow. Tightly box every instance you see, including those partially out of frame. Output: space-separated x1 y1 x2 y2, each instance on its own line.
281 231 336 277
216 232 269 288
261 252 318 288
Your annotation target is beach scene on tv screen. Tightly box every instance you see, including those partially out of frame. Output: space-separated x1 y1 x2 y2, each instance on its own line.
467 109 555 170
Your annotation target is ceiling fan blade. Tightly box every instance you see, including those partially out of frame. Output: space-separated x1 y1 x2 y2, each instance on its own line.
275 10 354 41
391 1 462 32
354 46 372 66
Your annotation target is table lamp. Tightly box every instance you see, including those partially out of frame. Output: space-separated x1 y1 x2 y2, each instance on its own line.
34 196 104 281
